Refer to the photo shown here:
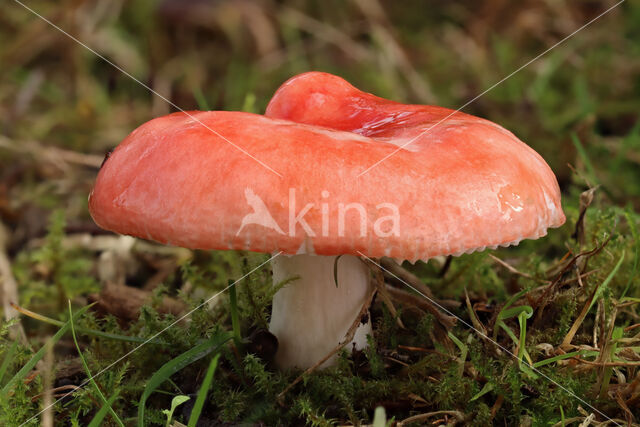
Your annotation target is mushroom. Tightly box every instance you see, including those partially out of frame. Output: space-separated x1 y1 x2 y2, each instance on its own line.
89 72 565 370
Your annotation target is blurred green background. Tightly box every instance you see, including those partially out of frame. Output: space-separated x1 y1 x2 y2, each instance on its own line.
1 0 639 425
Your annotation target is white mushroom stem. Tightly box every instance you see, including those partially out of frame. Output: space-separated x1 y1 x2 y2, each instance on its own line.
269 254 373 369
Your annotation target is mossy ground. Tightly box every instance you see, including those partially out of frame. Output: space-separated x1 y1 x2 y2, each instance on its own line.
1 1 639 425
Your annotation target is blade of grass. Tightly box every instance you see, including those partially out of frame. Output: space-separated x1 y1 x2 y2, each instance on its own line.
0 304 92 397
87 392 120 427
11 303 167 345
498 321 518 342
517 310 531 366
492 289 529 340
494 304 534 366
187 353 220 427
499 305 533 321
587 251 625 313
533 350 599 368
0 340 18 386
464 289 487 335
69 301 124 427
138 331 232 427
561 251 625 349
599 326 623 399
447 331 467 377
470 382 494 402
192 87 210 110
518 308 534 359
497 320 537 378
500 289 529 313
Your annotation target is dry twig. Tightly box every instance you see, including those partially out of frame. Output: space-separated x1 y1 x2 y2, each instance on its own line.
385 284 456 329
535 238 609 325
397 410 465 426
41 340 54 427
370 262 405 329
380 257 436 300
489 254 550 284
572 187 598 250
561 267 616 351
0 135 104 170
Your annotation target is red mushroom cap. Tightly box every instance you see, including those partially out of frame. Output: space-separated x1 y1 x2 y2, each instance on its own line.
89 73 565 262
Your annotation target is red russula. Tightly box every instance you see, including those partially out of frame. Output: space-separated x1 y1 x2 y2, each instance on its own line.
89 72 565 369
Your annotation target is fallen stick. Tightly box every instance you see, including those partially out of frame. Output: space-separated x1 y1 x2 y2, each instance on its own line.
380 257 434 298
489 254 550 284
397 410 465 426
385 284 456 329
0 135 104 169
